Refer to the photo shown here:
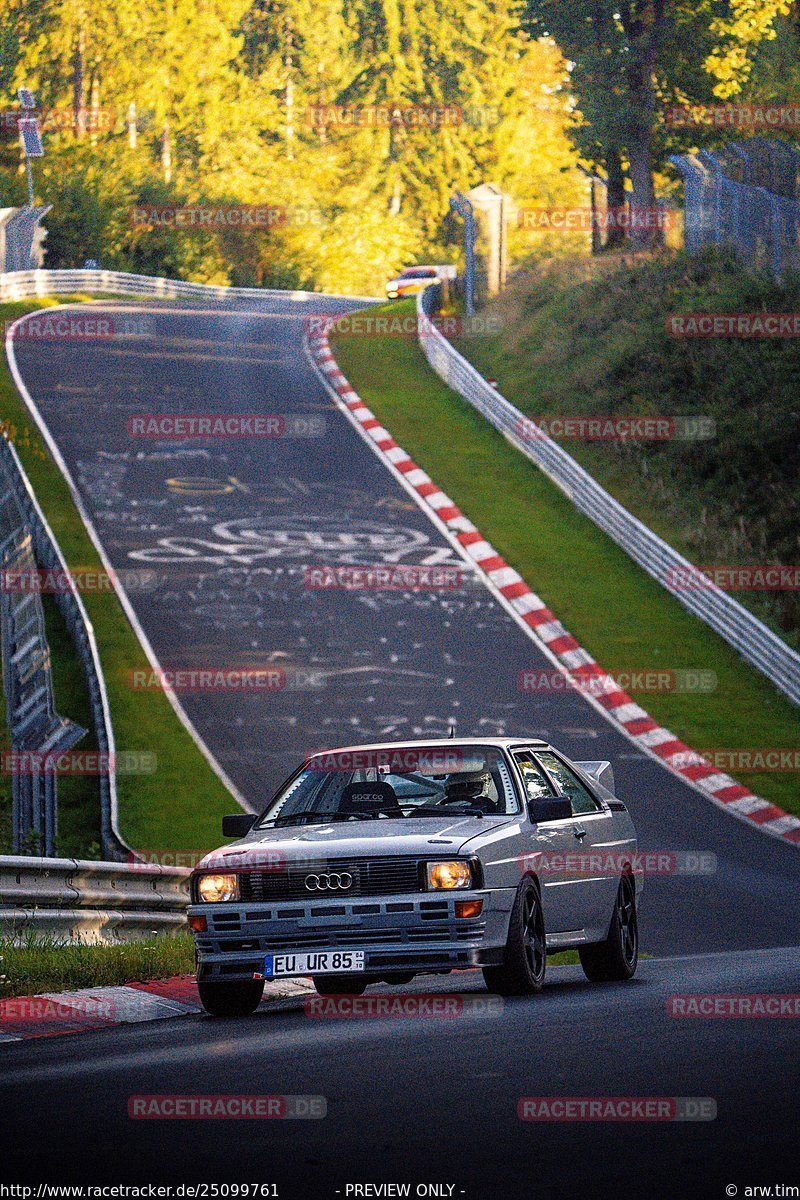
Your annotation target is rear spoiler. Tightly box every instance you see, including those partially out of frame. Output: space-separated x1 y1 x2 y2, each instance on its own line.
574 760 615 795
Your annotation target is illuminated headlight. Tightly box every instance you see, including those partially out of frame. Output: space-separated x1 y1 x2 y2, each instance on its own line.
197 873 239 903
426 861 472 890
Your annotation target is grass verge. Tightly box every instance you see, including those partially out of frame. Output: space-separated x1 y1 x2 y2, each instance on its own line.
331 300 800 816
0 297 234 857
0 931 194 999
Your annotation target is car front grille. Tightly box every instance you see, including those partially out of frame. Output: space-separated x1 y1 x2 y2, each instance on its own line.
238 856 422 902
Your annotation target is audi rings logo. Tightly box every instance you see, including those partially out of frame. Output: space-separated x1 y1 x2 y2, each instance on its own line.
304 871 355 892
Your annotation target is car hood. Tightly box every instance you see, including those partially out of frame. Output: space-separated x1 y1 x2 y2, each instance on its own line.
197 816 511 869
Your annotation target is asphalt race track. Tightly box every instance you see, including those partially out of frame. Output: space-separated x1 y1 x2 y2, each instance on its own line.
4 297 799 1196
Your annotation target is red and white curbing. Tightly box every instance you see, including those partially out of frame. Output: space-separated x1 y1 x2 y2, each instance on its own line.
0 975 314 1043
307 329 800 850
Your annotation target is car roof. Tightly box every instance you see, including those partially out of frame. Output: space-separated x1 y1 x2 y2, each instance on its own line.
308 736 550 757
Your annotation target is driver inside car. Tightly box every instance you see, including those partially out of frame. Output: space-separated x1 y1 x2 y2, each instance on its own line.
444 769 500 813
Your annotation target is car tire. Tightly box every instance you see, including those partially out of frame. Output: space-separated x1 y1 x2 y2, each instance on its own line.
313 975 368 996
579 874 638 983
197 978 264 1017
482 878 546 996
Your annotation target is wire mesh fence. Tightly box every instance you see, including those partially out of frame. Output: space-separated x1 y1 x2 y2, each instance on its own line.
671 137 800 276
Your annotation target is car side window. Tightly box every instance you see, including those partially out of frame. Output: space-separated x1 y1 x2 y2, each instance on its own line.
535 753 603 816
512 753 555 803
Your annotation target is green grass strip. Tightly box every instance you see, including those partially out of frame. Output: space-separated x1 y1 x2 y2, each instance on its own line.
0 931 194 998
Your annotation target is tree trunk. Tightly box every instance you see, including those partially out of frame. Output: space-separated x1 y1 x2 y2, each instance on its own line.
72 28 86 138
161 122 172 183
619 0 666 248
604 146 627 250
627 121 661 247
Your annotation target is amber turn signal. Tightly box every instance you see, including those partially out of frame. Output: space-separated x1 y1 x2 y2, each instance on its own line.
188 913 208 932
454 899 483 919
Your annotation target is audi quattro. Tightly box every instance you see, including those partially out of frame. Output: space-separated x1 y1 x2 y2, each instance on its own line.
188 738 642 1015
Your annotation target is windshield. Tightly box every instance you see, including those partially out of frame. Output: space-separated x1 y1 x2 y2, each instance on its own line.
255 745 521 830
399 267 437 279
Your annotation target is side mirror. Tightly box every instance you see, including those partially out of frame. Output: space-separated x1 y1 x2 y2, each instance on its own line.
529 796 572 823
222 813 256 838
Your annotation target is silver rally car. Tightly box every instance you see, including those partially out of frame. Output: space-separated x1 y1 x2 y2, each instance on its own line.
189 738 642 1015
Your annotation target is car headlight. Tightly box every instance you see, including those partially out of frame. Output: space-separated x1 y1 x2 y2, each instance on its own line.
197 873 239 903
426 861 472 890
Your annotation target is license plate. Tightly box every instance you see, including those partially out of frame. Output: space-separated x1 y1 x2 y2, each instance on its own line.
264 951 366 978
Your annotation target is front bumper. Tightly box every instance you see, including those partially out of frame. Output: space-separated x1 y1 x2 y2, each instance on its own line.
190 889 515 982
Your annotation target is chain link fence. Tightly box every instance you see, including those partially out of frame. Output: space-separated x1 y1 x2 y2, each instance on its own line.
671 137 800 276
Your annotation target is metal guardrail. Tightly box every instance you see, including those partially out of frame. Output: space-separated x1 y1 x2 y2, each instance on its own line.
0 522 86 856
0 433 126 860
671 138 800 276
416 288 800 707
0 267 377 305
0 854 190 941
